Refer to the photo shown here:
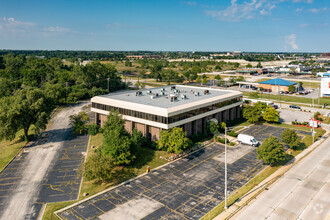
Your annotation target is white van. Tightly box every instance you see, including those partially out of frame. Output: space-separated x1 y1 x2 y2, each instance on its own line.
237 134 259 147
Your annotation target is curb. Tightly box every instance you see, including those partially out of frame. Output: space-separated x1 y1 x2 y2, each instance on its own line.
54 141 213 218
217 131 329 220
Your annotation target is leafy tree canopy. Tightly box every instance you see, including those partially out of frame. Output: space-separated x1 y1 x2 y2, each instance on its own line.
257 136 286 165
157 127 192 154
243 105 262 123
281 129 300 149
263 106 279 123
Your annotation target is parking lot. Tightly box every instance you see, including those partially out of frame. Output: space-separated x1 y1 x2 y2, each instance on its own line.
58 141 265 220
0 105 92 220
239 124 312 145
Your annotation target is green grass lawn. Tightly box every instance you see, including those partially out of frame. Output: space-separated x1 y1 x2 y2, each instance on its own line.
0 127 35 172
42 201 76 220
202 122 326 220
42 133 168 219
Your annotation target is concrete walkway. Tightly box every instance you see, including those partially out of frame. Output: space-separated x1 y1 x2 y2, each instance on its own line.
215 131 330 220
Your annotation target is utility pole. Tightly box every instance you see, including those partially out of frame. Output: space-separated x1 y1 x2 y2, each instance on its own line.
107 78 110 93
225 127 228 210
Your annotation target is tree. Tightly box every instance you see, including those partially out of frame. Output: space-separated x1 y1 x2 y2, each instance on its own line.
214 75 221 80
196 76 201 84
237 76 245 82
257 136 286 165
202 77 208 84
215 65 222 71
256 62 263 68
206 120 219 135
246 63 253 68
100 111 135 165
281 129 300 149
83 153 116 182
229 76 237 84
243 105 262 123
0 88 53 140
263 106 279 123
69 111 90 134
288 85 295 93
254 101 267 111
157 127 192 154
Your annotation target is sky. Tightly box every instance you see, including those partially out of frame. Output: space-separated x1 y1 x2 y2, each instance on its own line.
0 0 329 52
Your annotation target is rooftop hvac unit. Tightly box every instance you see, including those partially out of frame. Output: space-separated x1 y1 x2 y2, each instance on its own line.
146 90 152 94
161 88 165 92
170 96 178 102
160 91 165 96
155 93 159 97
171 86 176 90
195 92 200 96
181 94 187 99
204 90 210 95
150 95 154 99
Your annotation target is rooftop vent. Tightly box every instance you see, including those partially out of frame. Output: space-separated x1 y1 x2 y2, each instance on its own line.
160 91 165 96
170 96 178 102
161 88 165 92
194 92 200 96
204 90 210 95
136 91 142 96
171 86 176 90
181 94 187 99
146 90 152 94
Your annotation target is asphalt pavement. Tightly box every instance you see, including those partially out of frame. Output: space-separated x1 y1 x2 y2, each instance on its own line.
233 134 330 220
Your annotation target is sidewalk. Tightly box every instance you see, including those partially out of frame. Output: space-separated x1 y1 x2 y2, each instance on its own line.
214 130 330 220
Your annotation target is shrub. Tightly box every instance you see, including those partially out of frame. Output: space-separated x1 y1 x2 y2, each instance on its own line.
228 130 238 137
216 137 230 144
88 124 100 135
281 129 300 150
229 142 235 146
292 121 296 125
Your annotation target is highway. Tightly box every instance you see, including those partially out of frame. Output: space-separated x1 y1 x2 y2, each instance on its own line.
232 135 330 220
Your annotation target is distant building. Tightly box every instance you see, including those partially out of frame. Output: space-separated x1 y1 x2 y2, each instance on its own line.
320 77 330 97
91 85 242 141
126 55 164 59
258 78 297 93
321 53 330 58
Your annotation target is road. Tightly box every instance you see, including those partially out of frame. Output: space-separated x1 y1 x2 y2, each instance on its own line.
0 102 88 220
232 135 330 220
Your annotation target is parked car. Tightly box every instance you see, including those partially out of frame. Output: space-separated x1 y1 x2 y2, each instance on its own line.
251 87 257 90
267 74 273 77
284 91 289 94
279 91 284 94
289 105 301 109
237 134 259 147
271 104 278 109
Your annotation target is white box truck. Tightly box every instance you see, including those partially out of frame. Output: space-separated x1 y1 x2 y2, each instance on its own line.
237 134 259 147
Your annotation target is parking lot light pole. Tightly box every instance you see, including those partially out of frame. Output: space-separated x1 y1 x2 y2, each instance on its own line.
225 127 228 210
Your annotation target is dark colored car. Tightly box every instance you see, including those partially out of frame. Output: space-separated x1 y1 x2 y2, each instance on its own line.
289 105 301 109
284 91 289 94
271 104 278 109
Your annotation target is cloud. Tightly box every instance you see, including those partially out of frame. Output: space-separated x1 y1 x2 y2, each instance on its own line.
300 23 308 27
293 0 313 3
296 7 303 12
204 0 278 22
0 17 36 33
44 26 70 32
106 22 141 29
182 1 197 6
285 34 299 50
309 8 327 13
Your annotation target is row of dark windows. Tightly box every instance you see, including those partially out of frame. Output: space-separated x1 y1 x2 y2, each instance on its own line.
92 97 242 124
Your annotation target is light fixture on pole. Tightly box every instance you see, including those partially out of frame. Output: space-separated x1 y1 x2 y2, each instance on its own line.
225 126 228 210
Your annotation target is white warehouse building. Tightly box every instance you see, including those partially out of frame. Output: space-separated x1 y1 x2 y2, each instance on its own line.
320 77 330 97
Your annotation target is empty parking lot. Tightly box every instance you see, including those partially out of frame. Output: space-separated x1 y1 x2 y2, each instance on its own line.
58 141 265 220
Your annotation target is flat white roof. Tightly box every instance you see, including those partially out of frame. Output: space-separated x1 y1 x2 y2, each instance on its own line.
91 85 242 117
